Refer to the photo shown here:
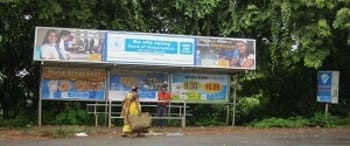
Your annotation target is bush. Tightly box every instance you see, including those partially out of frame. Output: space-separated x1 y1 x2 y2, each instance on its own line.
0 111 33 127
55 109 91 125
249 116 310 128
309 112 342 127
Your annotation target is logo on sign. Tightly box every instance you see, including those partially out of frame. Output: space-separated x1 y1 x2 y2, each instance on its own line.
320 73 330 85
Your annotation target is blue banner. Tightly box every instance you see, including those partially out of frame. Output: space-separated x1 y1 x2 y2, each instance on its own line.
109 72 169 101
317 71 336 103
41 67 106 101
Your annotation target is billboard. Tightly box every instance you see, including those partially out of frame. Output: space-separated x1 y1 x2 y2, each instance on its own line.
34 27 106 62
171 73 229 103
41 67 106 101
106 33 195 65
317 71 339 104
34 26 256 70
109 71 169 101
195 38 256 70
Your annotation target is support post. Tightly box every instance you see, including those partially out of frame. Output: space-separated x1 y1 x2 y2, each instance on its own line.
182 101 186 128
226 102 230 125
231 74 240 127
38 62 43 126
38 98 42 126
325 103 329 121
108 100 112 128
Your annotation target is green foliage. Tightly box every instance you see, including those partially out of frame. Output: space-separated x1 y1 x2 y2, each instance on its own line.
309 112 342 127
250 113 350 128
0 110 34 127
0 114 31 127
250 116 310 128
189 104 227 126
55 109 91 125
0 0 349 128
236 95 263 124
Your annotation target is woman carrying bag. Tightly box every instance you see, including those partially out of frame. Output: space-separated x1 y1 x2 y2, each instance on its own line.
121 86 142 137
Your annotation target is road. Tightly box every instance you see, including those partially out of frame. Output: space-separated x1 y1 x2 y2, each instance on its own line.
1 128 350 146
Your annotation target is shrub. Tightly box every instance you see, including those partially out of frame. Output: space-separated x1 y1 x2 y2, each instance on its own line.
309 112 342 127
250 116 310 128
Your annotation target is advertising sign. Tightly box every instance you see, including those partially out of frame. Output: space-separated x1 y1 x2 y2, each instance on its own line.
41 67 106 100
34 27 106 62
106 33 195 65
34 26 256 71
171 73 229 103
109 71 169 101
195 38 256 70
317 71 339 103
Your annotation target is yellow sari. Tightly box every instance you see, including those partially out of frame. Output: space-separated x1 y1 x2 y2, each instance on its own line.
121 93 141 133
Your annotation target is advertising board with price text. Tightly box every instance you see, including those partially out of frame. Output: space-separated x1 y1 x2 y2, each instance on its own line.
171 73 229 103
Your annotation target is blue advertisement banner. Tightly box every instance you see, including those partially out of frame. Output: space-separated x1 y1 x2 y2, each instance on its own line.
317 71 339 103
106 33 195 65
109 71 169 101
41 67 106 101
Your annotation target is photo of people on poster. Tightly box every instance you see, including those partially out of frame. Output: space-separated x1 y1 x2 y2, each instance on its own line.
34 27 106 62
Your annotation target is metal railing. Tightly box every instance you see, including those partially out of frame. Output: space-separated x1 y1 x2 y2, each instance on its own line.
87 100 190 128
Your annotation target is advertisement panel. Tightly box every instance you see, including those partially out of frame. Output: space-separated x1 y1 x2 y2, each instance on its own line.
34 27 106 62
106 33 195 65
109 71 169 101
195 38 256 70
34 26 256 71
41 67 106 101
317 71 339 104
171 73 229 103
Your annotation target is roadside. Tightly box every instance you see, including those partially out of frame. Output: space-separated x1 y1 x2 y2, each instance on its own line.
1 126 350 141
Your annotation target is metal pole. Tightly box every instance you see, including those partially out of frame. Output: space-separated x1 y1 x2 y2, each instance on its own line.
38 97 42 126
94 102 97 127
232 86 237 127
182 101 186 128
38 62 43 126
104 68 110 127
226 103 230 125
231 74 239 127
108 100 112 128
325 103 329 120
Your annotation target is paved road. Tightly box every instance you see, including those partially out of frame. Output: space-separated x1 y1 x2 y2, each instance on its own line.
2 130 350 146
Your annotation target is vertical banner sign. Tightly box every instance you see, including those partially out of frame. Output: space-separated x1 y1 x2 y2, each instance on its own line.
34 27 106 62
41 67 106 100
106 33 195 65
109 71 169 101
317 71 339 104
171 73 229 103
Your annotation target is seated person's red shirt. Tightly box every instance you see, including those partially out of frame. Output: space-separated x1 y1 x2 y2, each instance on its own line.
157 91 172 106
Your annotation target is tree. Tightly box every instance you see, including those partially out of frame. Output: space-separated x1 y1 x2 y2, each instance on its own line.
0 0 349 124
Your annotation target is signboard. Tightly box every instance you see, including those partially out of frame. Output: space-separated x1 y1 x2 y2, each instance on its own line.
106 33 195 65
34 27 106 62
317 71 339 103
41 67 106 101
34 26 256 71
195 38 256 70
171 73 229 103
109 71 169 101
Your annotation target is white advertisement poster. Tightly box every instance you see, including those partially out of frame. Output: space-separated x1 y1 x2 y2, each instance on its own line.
106 33 195 65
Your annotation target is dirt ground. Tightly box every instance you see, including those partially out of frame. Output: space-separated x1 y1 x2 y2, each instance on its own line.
1 126 350 141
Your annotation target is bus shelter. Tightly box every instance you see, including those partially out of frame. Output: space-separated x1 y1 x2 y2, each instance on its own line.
34 26 256 127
